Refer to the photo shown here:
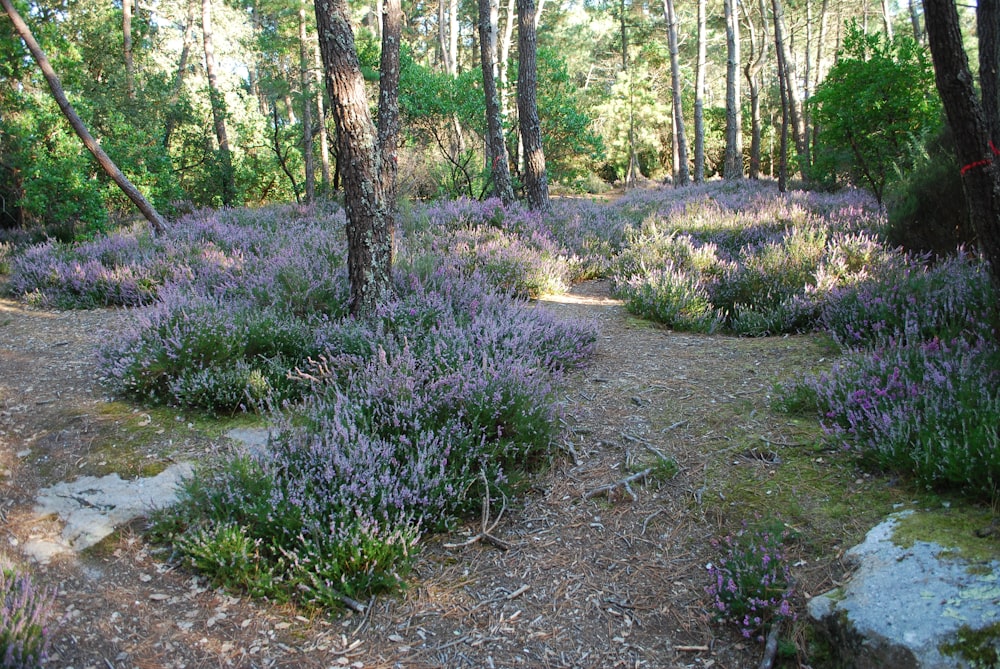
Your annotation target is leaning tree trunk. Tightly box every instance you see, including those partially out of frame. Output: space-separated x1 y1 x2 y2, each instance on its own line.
478 0 516 204
516 0 549 210
924 0 1000 286
772 0 790 192
663 0 689 185
315 0 397 316
1 0 166 233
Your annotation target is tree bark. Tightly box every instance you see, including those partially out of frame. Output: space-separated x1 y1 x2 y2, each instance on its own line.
664 0 689 185
979 0 1000 145
478 0 516 204
924 0 1000 284
909 0 923 44
694 0 706 182
772 0 790 192
499 0 515 117
881 0 894 40
724 0 743 179
1 0 166 233
743 0 769 179
299 0 315 204
516 0 549 210
202 0 236 206
314 0 397 316
377 0 401 205
772 0 805 173
314 39 332 193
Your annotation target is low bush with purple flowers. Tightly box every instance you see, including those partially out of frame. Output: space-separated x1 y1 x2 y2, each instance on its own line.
0 564 55 669
706 518 796 642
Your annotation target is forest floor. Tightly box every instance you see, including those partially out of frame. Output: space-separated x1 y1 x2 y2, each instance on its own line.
0 279 912 669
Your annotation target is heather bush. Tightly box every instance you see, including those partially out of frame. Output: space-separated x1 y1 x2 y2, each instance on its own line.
706 519 795 642
0 565 54 669
784 337 1000 499
821 252 997 351
99 289 327 413
154 274 597 604
618 267 722 333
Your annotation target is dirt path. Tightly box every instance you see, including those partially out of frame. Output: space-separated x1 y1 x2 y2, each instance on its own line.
0 282 836 669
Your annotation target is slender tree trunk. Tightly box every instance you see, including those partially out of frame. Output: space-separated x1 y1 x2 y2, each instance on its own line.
202 0 236 206
123 0 135 100
909 0 923 44
743 0 768 179
694 0 706 182
516 0 549 210
772 0 790 192
812 0 829 154
299 0 315 204
1 0 166 232
924 0 1000 285
664 0 689 185
622 0 640 189
449 0 459 73
881 0 894 40
377 0 401 206
499 0 515 117
772 0 805 174
478 0 515 204
163 0 196 150
314 0 398 316
724 0 743 179
314 39 332 193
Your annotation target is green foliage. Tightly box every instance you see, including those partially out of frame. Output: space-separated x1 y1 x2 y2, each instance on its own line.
809 23 941 203
886 125 973 255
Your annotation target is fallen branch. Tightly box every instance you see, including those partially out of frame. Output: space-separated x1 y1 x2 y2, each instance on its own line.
758 620 782 669
675 644 709 652
583 468 652 502
444 470 509 551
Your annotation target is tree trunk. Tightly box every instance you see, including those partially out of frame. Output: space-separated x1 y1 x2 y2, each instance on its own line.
516 0 549 210
377 0 401 205
812 0 830 154
772 0 790 192
314 0 397 316
724 0 743 179
0 0 166 233
123 0 135 100
743 0 768 179
772 0 805 174
499 0 515 117
299 0 315 204
478 0 516 204
694 0 706 182
979 0 1000 145
881 0 894 40
314 39 332 193
621 0 640 189
664 0 689 185
909 0 923 44
163 0 196 150
924 0 1000 284
202 0 236 206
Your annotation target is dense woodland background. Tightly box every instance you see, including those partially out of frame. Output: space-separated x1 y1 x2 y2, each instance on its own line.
0 0 973 241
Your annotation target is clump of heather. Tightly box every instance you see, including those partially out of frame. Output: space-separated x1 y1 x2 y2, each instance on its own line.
99 287 331 413
155 274 597 605
821 251 997 351
0 564 55 669
609 181 891 335
404 198 582 297
706 519 796 642
786 337 1000 500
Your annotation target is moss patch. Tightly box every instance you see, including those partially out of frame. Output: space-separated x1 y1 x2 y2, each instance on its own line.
892 507 1000 566
940 622 1000 668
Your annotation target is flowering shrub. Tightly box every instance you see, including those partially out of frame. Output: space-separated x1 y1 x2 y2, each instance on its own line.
153 273 597 604
0 566 54 669
706 520 795 642
786 337 1000 499
821 251 996 350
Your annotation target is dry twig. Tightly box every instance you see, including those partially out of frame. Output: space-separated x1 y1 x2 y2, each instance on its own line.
583 468 652 502
443 470 510 551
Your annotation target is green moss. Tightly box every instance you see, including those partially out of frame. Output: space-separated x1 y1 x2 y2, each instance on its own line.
940 622 1000 668
892 507 1000 566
